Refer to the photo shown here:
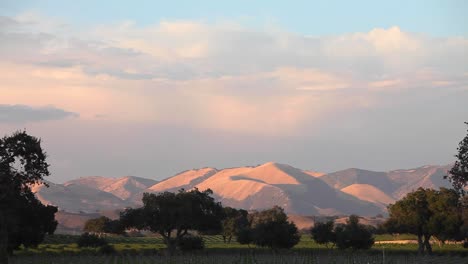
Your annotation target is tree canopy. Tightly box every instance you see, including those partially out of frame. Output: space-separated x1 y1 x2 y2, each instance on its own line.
311 216 374 250
84 216 124 235
310 220 335 248
221 207 248 243
237 206 300 250
385 188 463 254
0 131 56 264
120 188 224 253
445 122 468 195
334 215 374 250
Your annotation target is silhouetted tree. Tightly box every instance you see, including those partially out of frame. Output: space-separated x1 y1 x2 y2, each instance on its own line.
84 216 124 235
0 131 55 264
221 207 248 243
242 206 300 250
310 220 336 248
445 122 468 195
334 215 374 250
427 188 463 246
6 189 57 254
120 188 223 254
385 188 463 254
236 227 253 246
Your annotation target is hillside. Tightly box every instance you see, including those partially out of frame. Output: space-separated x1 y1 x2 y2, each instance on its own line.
146 162 383 216
33 162 454 218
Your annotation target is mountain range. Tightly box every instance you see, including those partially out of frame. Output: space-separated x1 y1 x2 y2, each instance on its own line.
32 162 453 218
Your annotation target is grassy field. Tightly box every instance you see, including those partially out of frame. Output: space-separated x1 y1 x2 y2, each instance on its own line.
9 234 468 264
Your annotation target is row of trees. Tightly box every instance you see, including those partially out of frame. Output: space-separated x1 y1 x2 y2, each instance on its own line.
117 190 300 253
312 123 468 254
311 188 467 254
311 215 374 250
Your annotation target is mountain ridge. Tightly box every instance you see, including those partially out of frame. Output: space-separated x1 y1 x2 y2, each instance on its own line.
32 162 454 217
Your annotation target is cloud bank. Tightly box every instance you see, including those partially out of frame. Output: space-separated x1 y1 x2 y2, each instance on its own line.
1 14 466 135
0 104 78 123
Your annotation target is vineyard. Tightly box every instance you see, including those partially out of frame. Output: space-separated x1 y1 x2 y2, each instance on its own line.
8 234 468 264
9 252 468 264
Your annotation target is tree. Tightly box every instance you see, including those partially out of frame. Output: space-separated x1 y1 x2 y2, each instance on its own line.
310 220 336 248
84 216 110 235
334 215 374 250
84 216 124 235
6 188 57 254
445 122 468 195
427 188 463 245
0 131 55 264
221 207 248 243
120 188 224 254
385 188 463 254
244 206 300 250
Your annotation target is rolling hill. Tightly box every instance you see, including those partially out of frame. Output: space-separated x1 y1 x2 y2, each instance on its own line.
32 162 454 218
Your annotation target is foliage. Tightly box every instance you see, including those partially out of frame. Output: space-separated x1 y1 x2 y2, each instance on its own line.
176 235 204 251
334 215 374 250
310 221 335 248
236 227 253 246
252 218 300 249
445 122 468 195
120 188 224 253
221 207 249 243
238 206 300 250
84 217 109 234
84 216 124 235
77 233 108 248
385 187 463 254
0 131 55 264
6 190 57 254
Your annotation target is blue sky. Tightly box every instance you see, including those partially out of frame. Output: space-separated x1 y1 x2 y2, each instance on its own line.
2 0 467 36
0 1 467 182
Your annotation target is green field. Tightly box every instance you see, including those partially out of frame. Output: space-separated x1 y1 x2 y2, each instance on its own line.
8 234 468 263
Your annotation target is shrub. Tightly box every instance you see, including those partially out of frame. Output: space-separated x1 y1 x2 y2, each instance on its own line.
77 233 108 248
310 221 336 248
236 227 253 245
253 220 300 249
335 215 374 250
176 235 205 251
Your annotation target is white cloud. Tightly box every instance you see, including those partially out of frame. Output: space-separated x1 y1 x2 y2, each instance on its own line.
1 14 467 135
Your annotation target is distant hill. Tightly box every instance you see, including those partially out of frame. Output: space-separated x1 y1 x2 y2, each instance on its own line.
32 162 454 222
65 176 158 200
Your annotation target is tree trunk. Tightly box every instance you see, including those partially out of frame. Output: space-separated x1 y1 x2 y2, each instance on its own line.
161 231 175 256
423 234 432 255
417 234 424 255
0 210 9 264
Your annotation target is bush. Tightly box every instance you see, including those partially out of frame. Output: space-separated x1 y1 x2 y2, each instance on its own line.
77 233 108 248
310 221 335 248
253 220 300 249
236 227 253 245
335 215 374 250
176 235 205 251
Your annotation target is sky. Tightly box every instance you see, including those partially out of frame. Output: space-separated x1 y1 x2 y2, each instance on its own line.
0 1 467 183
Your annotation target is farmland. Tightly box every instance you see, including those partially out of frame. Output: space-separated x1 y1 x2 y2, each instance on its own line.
8 234 468 264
